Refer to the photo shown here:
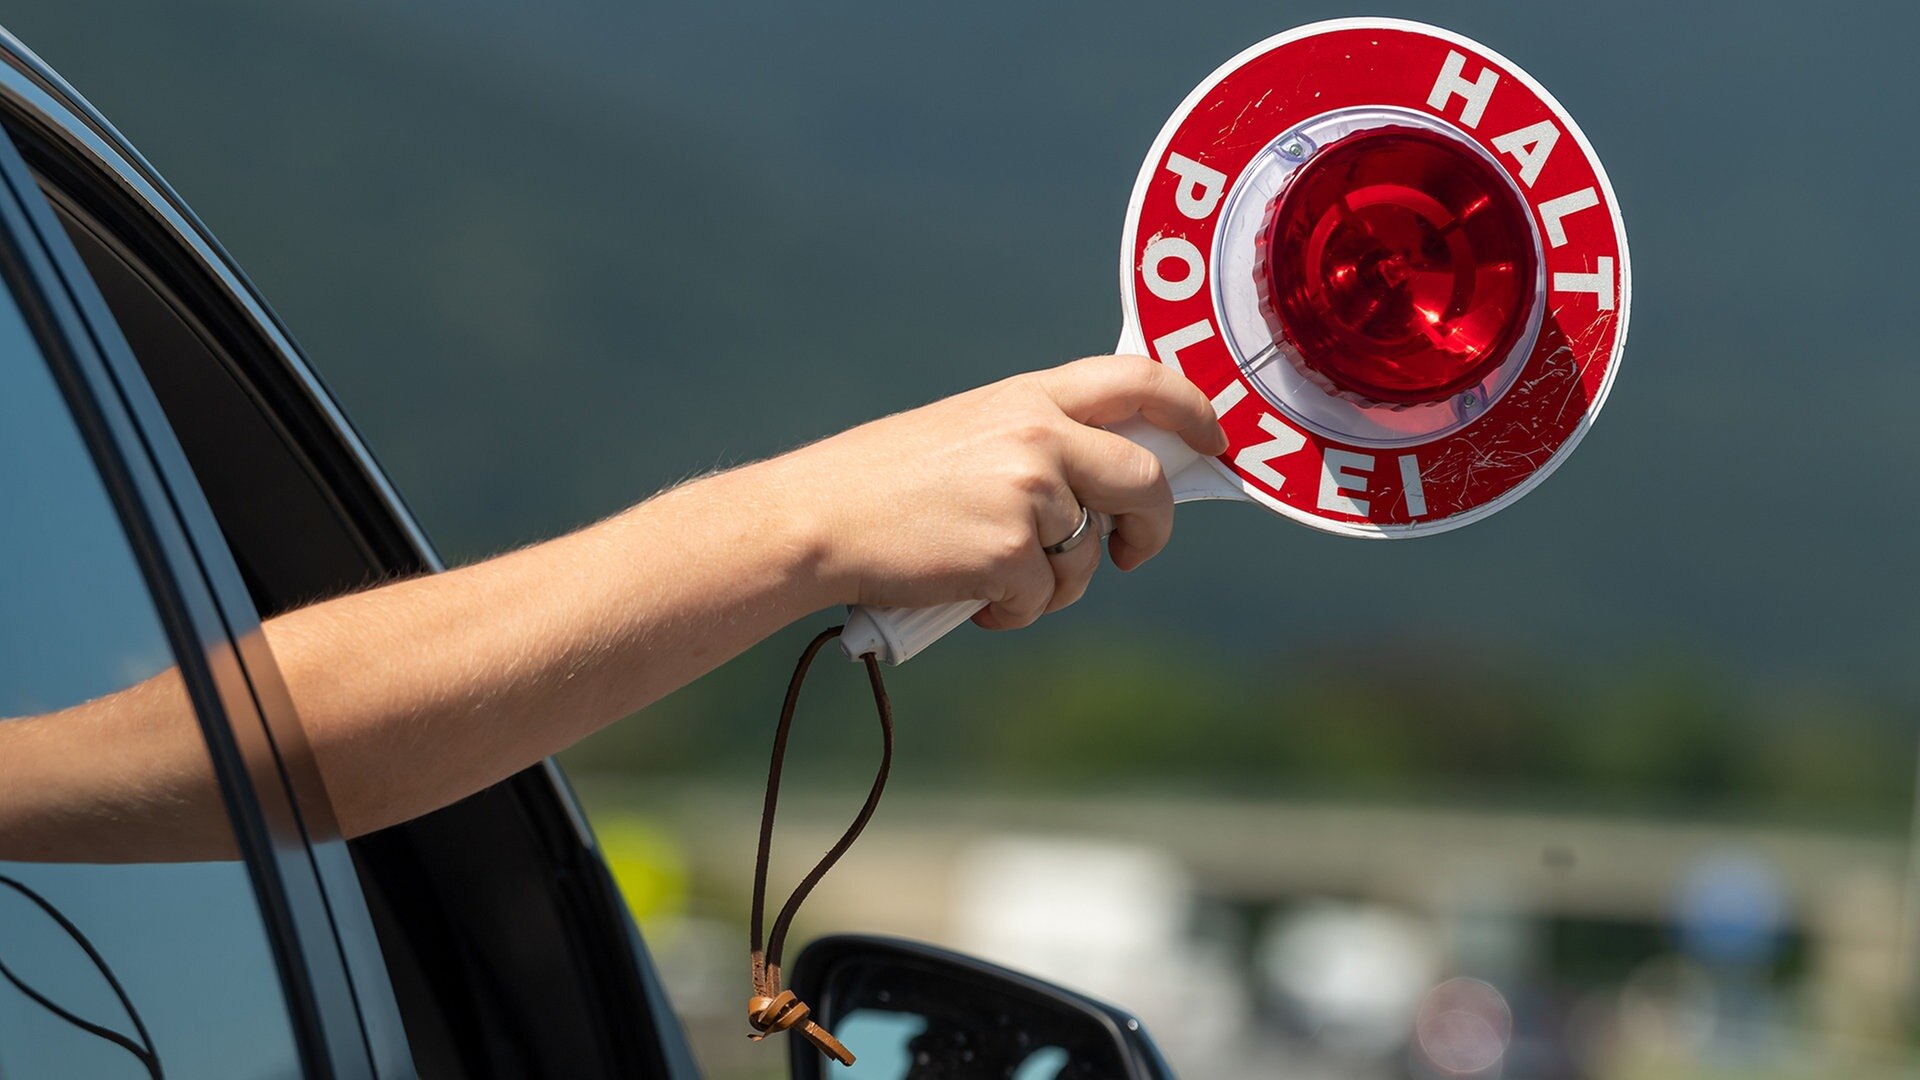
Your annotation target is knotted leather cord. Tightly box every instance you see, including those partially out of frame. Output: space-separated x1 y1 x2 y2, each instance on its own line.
747 625 893 1067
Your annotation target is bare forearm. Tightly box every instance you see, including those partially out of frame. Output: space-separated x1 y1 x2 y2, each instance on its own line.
0 670 234 862
0 460 833 860
0 356 1223 861
271 459 837 837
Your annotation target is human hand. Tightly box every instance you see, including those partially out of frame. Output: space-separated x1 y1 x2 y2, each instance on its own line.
759 355 1227 629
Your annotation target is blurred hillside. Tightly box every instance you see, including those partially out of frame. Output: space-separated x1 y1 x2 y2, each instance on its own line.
5 0 1915 808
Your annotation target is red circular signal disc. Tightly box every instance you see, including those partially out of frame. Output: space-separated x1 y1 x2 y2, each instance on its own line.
1121 19 1628 536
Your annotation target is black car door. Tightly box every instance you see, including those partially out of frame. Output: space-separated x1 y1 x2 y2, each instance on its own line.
0 95 378 1078
0 25 697 1080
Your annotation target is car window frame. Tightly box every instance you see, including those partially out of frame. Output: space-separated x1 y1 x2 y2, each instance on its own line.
0 72 383 1080
0 23 699 1079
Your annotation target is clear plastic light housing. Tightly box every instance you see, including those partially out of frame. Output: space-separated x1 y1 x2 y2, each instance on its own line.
1256 126 1537 406
1210 108 1546 446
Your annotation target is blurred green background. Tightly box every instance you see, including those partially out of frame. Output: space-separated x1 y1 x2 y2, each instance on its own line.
7 1 1915 1076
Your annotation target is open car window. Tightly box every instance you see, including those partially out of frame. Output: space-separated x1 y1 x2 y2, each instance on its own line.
0 193 303 1077
0 36 697 1079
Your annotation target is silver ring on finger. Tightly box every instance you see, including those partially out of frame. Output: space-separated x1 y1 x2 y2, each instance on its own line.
1042 506 1094 556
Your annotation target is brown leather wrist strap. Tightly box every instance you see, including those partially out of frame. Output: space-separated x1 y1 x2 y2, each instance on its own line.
747 625 893 1068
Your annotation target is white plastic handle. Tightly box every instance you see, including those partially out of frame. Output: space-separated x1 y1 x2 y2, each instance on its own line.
839 416 1223 664
839 598 986 665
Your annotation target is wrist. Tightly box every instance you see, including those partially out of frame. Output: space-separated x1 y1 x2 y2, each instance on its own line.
714 457 854 613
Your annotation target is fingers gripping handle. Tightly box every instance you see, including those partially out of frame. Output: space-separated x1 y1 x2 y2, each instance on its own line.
839 416 1206 664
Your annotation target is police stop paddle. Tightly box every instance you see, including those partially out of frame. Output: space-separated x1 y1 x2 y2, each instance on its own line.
840 17 1629 663
754 19 1634 1069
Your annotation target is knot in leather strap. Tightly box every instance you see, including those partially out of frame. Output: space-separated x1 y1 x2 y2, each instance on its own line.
744 626 893 1069
748 953 854 1064
746 989 808 1033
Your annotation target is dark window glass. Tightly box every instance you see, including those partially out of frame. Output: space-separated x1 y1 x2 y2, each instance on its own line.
0 270 301 1075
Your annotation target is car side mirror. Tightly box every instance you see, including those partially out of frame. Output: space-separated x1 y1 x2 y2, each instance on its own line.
786 934 1174 1079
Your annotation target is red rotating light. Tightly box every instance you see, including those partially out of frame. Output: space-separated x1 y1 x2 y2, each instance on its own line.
1255 126 1539 406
